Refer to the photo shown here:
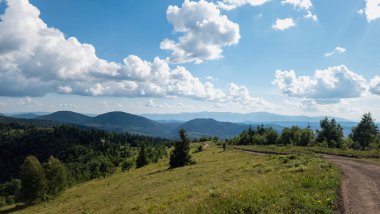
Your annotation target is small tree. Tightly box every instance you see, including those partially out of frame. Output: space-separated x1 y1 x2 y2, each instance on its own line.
317 118 344 148
19 156 47 204
169 129 192 168
136 144 148 168
43 156 67 197
350 113 378 150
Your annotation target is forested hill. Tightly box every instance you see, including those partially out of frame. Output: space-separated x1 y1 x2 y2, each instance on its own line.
36 111 172 137
0 120 171 184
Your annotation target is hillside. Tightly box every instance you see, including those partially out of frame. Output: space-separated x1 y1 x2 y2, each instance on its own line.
87 111 171 136
4 146 340 214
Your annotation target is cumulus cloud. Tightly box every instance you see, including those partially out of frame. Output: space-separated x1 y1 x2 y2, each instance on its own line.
228 83 281 110
273 65 367 103
272 18 296 30
160 0 240 64
304 10 318 21
361 0 380 22
324 47 346 57
0 0 232 103
217 0 269 10
369 76 380 95
281 0 312 10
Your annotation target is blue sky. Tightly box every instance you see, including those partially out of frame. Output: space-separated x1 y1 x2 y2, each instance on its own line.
0 0 380 120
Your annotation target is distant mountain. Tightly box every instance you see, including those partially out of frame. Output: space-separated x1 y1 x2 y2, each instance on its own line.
142 112 352 123
171 118 285 139
86 112 171 136
172 118 248 139
37 111 92 124
36 111 171 137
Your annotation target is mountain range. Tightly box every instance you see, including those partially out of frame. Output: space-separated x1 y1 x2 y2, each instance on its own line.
142 112 352 123
2 111 360 139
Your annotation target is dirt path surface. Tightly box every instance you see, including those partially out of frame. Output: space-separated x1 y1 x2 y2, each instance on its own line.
323 155 380 214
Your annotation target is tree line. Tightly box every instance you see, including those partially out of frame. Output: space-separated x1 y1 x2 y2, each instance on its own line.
228 113 380 150
0 123 172 206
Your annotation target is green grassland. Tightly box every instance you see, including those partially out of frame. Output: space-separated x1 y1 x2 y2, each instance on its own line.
2 145 340 214
234 144 380 159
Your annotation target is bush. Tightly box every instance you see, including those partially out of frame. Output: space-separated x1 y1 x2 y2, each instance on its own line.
121 158 135 171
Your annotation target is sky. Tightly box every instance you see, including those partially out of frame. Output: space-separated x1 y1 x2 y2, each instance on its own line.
0 0 380 121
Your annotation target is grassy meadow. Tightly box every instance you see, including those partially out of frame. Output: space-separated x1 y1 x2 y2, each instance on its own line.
234 144 380 164
2 144 340 214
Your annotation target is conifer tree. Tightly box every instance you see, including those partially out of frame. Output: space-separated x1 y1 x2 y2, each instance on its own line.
351 113 378 149
169 129 192 168
136 144 148 168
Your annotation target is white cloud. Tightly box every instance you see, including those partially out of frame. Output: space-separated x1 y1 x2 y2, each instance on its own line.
281 0 312 10
325 47 346 57
304 10 318 21
16 97 39 106
228 83 281 110
145 99 168 108
273 65 367 103
0 0 234 103
217 0 269 10
272 18 296 30
369 76 380 95
160 0 240 64
361 0 380 22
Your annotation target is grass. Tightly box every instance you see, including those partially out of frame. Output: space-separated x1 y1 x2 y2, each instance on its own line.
234 144 380 159
2 144 340 214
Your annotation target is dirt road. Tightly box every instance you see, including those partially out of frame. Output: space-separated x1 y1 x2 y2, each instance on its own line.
324 155 380 214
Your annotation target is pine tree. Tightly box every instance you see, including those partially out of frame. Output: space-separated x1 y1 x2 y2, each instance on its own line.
19 156 47 204
136 144 148 168
43 156 67 197
169 129 192 168
351 113 378 150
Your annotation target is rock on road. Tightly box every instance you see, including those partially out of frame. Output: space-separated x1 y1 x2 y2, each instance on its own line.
324 155 380 214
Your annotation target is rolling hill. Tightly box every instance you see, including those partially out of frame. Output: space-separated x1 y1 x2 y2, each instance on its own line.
37 111 92 124
36 111 172 137
172 118 248 139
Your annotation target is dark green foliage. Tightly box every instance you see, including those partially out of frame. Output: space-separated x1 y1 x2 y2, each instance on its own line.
136 145 148 168
19 156 47 204
0 123 170 184
0 179 20 206
232 125 279 146
223 143 227 151
279 127 302 145
350 113 378 150
43 156 67 197
196 145 204 153
169 129 192 168
121 158 135 171
317 118 344 148
278 126 314 146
